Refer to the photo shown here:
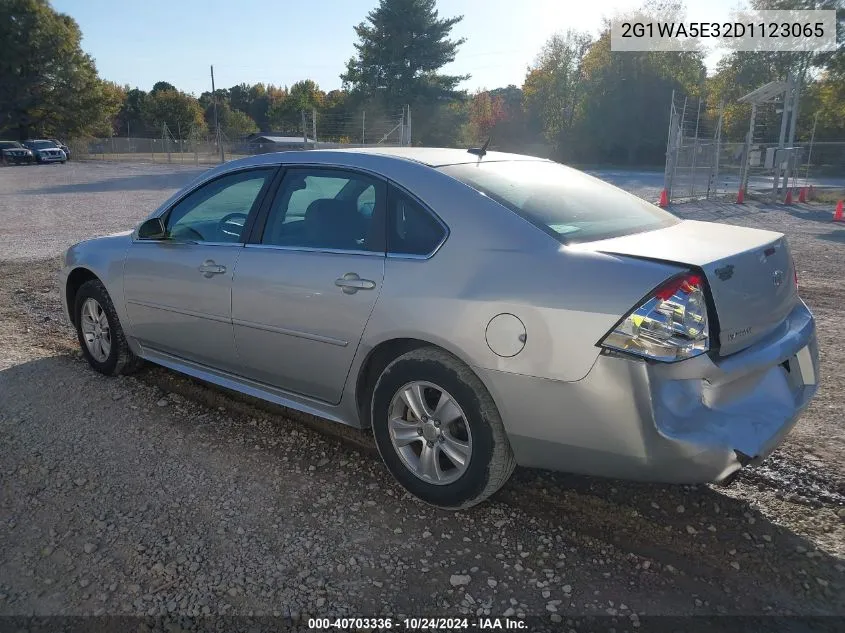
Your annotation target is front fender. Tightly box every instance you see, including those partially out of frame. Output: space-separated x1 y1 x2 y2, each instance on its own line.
61 232 133 332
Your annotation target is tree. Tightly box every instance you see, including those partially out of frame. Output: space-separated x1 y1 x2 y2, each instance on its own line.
522 31 592 155
572 28 705 165
143 89 206 138
288 80 324 112
151 81 177 94
115 87 147 136
341 0 468 111
224 108 258 138
0 0 124 138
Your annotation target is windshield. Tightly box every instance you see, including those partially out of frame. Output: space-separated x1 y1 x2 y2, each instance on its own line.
0 141 22 149
440 161 678 244
26 140 58 149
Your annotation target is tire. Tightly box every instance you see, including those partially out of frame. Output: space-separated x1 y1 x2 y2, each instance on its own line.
74 279 143 376
371 347 516 509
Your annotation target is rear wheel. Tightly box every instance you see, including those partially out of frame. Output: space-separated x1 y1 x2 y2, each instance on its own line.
74 279 143 376
371 347 515 509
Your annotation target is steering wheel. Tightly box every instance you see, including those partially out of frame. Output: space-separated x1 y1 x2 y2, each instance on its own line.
218 212 248 240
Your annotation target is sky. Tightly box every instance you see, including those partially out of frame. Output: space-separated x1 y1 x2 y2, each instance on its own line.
52 0 742 97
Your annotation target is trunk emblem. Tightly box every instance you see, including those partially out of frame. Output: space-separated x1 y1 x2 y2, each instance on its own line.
715 264 734 280
772 270 784 287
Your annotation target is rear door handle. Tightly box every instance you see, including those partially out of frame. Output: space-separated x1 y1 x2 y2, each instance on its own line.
198 260 226 277
335 272 376 294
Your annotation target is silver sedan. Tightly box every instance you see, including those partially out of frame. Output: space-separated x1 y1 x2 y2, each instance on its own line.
60 148 819 508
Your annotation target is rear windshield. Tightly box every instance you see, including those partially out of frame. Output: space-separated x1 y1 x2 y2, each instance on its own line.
439 160 678 244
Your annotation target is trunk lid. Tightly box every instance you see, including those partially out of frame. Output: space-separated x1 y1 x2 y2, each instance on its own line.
578 220 799 356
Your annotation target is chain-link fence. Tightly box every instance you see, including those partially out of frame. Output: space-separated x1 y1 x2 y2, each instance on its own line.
664 90 845 203
68 107 411 165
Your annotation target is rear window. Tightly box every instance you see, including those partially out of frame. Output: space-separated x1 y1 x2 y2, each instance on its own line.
439 161 678 244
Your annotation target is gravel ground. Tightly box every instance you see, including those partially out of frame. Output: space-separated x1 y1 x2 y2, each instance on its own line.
0 161 843 627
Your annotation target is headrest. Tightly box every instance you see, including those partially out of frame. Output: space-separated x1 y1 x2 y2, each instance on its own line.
304 198 363 249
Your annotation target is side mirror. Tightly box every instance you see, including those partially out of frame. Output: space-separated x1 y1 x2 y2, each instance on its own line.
138 217 167 240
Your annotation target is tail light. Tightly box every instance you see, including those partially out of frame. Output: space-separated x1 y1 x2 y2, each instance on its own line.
600 272 709 362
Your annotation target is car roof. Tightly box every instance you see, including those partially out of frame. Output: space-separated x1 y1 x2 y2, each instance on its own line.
313 146 547 167
221 146 551 175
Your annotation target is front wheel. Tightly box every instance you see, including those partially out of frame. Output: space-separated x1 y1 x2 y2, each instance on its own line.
74 279 143 376
371 347 516 509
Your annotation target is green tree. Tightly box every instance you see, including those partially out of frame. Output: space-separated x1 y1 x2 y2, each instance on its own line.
341 0 468 111
522 31 592 155
224 108 258 137
0 0 123 138
143 89 206 139
151 81 177 94
115 87 147 136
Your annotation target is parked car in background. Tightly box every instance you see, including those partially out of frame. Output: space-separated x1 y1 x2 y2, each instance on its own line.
23 139 66 164
0 140 34 165
49 139 71 159
59 147 819 509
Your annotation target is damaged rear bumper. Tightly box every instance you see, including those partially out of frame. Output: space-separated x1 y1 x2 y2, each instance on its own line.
479 301 819 484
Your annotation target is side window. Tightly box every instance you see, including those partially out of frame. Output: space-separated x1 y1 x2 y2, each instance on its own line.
165 168 274 243
387 188 447 257
261 169 384 252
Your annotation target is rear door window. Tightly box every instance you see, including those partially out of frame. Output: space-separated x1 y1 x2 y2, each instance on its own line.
439 161 677 244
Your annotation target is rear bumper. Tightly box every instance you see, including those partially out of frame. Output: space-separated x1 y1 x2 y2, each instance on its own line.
479 301 819 484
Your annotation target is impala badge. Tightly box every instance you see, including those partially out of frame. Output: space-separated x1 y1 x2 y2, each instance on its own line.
715 264 734 281
772 270 784 287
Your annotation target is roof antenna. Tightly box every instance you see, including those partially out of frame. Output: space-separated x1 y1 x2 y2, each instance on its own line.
467 137 490 159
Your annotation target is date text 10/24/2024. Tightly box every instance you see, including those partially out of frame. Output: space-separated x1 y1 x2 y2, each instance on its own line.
308 617 528 630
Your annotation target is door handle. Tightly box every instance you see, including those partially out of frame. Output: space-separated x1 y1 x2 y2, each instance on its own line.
198 260 226 277
335 272 376 294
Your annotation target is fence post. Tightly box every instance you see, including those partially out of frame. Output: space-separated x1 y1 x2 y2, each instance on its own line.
707 102 724 199
689 98 702 197
739 103 757 199
804 111 819 186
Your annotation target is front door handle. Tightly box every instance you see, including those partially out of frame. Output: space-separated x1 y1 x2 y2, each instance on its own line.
198 260 226 278
335 272 376 294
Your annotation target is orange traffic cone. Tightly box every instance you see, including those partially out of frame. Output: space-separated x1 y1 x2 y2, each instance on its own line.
736 188 745 204
834 200 844 223
658 189 669 208
784 189 793 204
798 187 807 203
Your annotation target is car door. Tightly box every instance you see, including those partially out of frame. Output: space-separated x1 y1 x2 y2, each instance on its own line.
231 167 387 403
123 167 277 370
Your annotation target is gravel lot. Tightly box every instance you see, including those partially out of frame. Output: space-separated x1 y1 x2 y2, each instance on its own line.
0 161 843 627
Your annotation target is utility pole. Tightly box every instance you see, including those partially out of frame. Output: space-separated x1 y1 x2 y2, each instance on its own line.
784 76 802 193
362 111 366 145
312 108 317 147
211 65 224 163
302 110 307 146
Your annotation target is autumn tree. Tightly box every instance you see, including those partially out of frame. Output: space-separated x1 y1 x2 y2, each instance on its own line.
522 31 592 156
